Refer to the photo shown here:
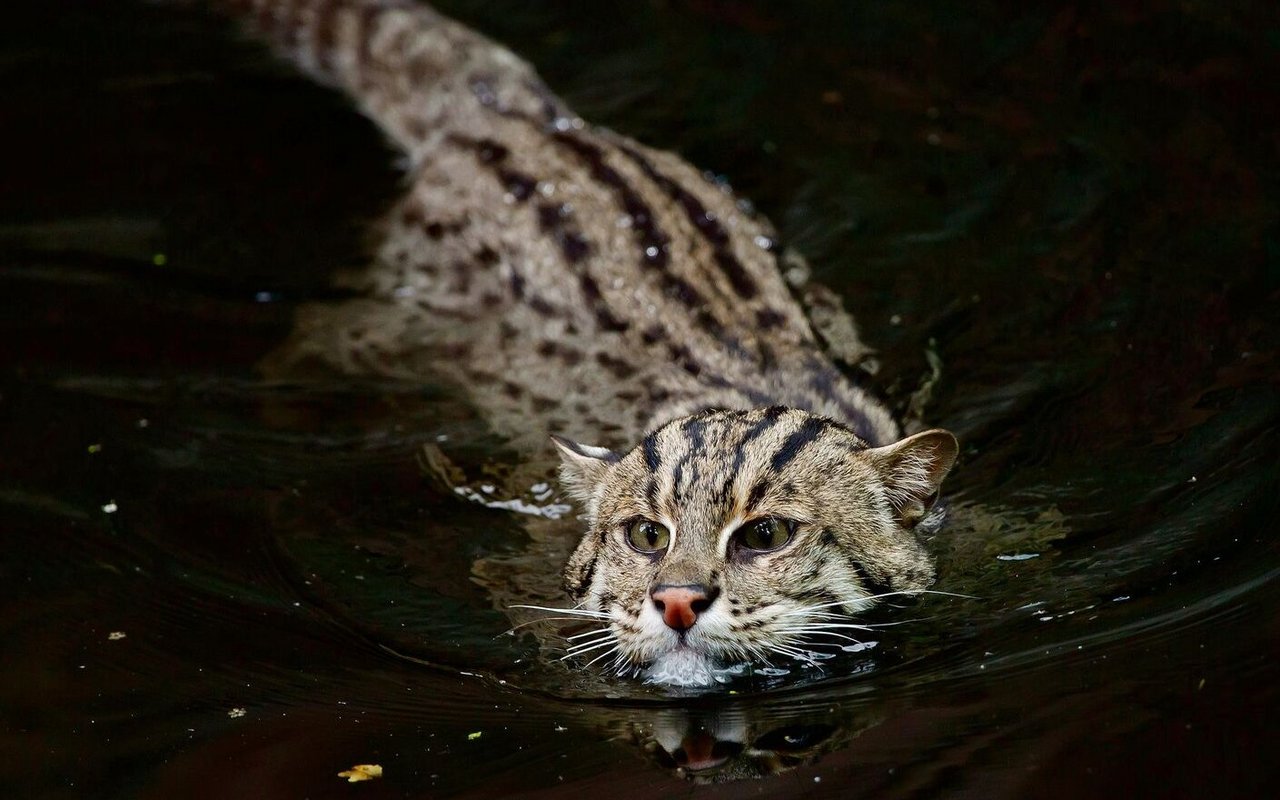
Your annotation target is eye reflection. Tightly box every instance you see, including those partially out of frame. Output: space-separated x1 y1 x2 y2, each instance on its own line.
736 517 793 552
627 519 670 552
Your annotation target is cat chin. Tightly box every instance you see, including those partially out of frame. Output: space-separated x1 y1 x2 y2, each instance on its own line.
642 651 754 688
643 648 722 687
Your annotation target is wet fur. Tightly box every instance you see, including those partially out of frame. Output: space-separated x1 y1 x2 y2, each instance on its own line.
557 407 955 683
210 0 960 685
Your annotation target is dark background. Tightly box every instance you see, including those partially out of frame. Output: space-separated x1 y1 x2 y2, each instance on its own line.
1 1 1276 797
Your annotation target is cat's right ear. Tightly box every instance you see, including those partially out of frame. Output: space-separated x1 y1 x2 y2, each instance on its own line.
551 435 619 502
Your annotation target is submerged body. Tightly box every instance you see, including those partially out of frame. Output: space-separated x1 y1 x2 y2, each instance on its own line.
222 0 957 685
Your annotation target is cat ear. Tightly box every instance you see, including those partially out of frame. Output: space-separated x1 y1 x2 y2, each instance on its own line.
550 435 619 501
865 429 958 527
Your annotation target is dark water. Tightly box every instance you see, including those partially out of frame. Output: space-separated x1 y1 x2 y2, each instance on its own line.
3 1 1277 797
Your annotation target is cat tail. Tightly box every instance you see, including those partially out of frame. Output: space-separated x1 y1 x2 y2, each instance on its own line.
211 0 569 155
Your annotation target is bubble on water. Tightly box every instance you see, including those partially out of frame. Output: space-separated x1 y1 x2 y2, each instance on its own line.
840 641 878 653
996 553 1040 561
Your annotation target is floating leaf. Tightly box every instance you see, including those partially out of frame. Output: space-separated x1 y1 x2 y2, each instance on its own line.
338 764 383 783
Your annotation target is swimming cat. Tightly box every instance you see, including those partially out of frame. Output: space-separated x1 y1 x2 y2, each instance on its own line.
213 0 958 686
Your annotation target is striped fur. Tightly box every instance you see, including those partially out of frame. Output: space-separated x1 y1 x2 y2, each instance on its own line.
559 408 955 684
207 0 960 684
232 0 896 450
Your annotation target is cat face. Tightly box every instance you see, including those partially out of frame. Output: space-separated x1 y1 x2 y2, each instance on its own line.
554 407 957 686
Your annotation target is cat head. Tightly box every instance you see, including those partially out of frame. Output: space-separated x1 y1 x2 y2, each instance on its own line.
553 406 957 686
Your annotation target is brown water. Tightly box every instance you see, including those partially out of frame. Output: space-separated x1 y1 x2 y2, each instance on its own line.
3 1 1277 797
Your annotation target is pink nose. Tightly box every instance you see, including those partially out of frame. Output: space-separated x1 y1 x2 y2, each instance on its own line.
674 731 733 772
650 584 717 631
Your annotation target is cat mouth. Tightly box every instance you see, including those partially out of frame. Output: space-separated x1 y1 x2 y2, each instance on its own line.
643 647 721 687
641 636 757 687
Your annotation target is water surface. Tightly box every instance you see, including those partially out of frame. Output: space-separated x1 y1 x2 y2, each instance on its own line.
2 1 1276 797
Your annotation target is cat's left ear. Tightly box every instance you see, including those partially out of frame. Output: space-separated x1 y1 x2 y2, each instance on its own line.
550 435 619 502
865 429 958 527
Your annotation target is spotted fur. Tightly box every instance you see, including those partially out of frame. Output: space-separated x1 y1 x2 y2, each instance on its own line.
208 0 960 685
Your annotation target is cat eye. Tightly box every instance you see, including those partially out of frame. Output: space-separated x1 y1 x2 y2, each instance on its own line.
625 519 670 553
735 517 794 553
753 724 836 752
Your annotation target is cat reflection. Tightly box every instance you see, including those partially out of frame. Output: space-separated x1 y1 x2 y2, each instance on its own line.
627 704 878 783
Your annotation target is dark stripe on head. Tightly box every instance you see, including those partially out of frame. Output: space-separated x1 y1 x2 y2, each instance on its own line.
770 416 829 473
645 477 660 508
670 416 708 503
682 413 709 441
642 433 661 472
744 479 771 514
721 406 789 503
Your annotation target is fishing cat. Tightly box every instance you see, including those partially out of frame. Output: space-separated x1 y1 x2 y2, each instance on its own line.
213 0 958 686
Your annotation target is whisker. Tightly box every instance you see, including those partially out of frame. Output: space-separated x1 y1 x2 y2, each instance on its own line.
562 637 618 657
582 645 621 669
563 632 615 649
795 610 852 621
563 629 616 650
767 642 809 660
508 604 611 618
781 618 875 629
776 628 865 644
775 599 857 618
786 639 847 651
560 640 615 658
798 610 906 626
912 589 981 600
610 650 636 677
565 627 614 641
775 590 973 622
795 616 926 630
497 616 603 637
